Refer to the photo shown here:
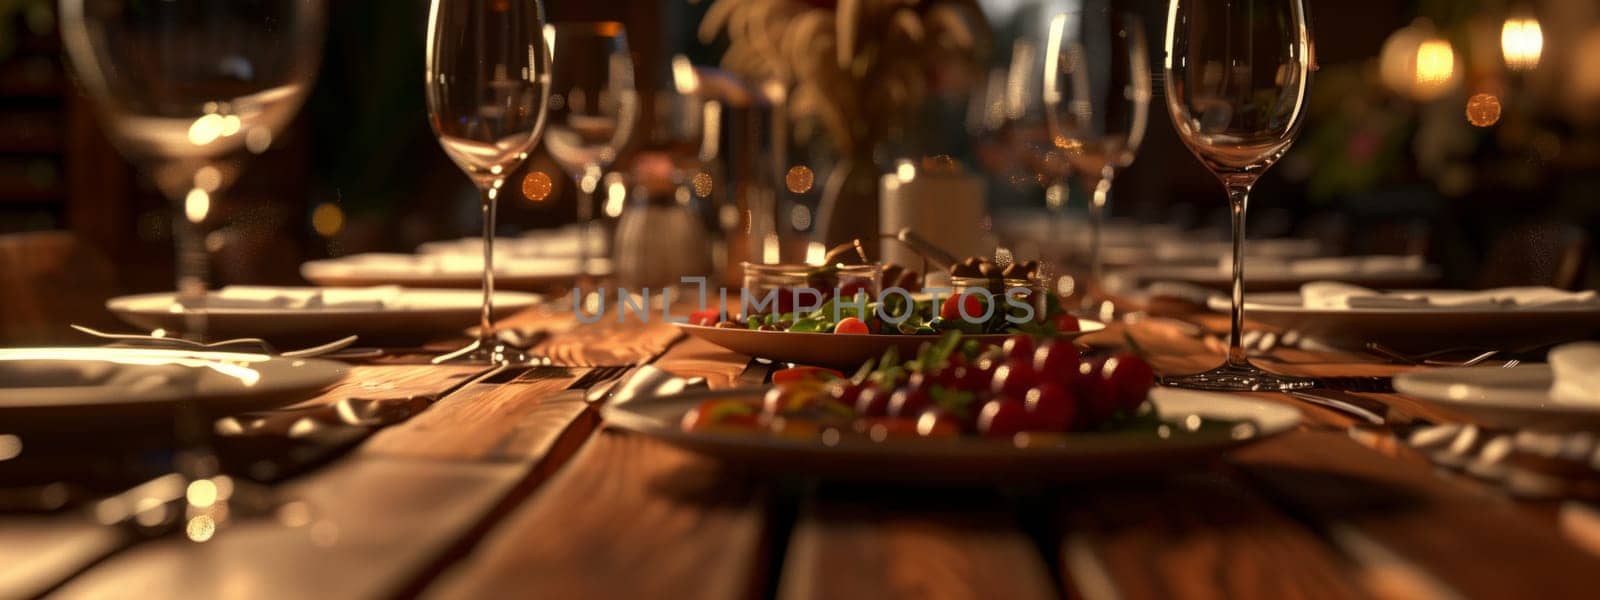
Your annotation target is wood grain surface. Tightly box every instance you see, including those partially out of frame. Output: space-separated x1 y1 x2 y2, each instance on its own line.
422 431 772 599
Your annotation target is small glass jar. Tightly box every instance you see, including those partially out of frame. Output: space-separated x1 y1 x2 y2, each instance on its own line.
741 262 882 317
950 275 1048 323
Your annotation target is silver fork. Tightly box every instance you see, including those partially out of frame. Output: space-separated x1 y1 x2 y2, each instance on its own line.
1365 342 1504 367
71 325 358 358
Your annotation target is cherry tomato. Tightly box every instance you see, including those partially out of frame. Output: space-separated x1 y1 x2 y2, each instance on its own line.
681 399 761 432
1032 340 1082 382
772 366 844 385
1102 353 1155 412
940 292 985 321
989 358 1037 400
1052 313 1081 333
853 384 889 417
888 381 932 418
828 381 864 407
1073 357 1118 424
1003 334 1035 365
838 279 871 301
688 308 722 326
916 408 964 438
1024 381 1076 432
978 397 1029 438
833 317 870 335
854 416 920 438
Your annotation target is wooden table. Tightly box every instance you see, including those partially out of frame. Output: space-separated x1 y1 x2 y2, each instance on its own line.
10 303 1600 599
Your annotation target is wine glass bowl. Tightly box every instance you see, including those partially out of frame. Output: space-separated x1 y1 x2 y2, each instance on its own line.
542 21 638 293
425 0 552 364
1159 0 1315 391
1043 4 1150 300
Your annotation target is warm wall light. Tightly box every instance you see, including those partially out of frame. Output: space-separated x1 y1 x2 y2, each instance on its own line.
1501 15 1543 71
1413 38 1457 100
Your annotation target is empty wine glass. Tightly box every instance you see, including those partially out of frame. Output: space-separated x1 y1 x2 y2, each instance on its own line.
543 22 638 293
60 0 325 538
1044 4 1150 300
1160 0 1315 391
426 0 552 364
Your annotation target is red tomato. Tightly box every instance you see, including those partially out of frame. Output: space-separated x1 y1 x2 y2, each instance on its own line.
681 399 761 432
978 397 1029 438
1024 382 1076 432
1032 340 1082 382
854 417 920 438
916 408 964 437
1073 358 1119 424
1052 313 1081 333
940 292 985 321
688 308 722 326
989 358 1037 399
853 384 888 417
1102 353 1155 412
887 382 932 418
1002 335 1035 365
772 366 844 385
833 317 870 335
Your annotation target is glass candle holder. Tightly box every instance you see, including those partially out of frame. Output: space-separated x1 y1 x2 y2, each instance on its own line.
740 262 882 317
950 275 1049 323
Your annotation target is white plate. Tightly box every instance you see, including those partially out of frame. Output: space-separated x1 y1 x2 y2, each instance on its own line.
301 253 612 292
677 319 1106 368
602 387 1300 483
1124 263 1439 292
109 288 542 345
1210 291 1600 352
1394 365 1600 430
0 347 346 428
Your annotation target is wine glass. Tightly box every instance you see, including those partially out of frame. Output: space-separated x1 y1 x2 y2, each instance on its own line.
60 0 325 537
543 22 638 294
1044 4 1150 305
426 0 552 364
1161 0 1314 391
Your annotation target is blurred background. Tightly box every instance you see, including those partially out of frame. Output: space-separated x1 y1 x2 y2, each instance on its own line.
2 0 1598 296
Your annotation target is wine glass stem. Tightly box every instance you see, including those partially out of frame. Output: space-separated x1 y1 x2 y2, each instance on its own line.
1225 182 1252 369
477 186 500 352
172 202 209 342
1088 169 1114 286
575 164 603 294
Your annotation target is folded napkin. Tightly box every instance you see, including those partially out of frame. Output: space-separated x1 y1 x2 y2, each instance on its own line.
1301 281 1599 310
1550 342 1600 405
207 286 400 310
1221 254 1423 276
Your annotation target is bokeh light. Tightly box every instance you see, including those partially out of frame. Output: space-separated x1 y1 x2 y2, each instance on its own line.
1501 15 1543 72
311 202 345 237
522 170 553 202
785 165 814 194
1466 93 1502 127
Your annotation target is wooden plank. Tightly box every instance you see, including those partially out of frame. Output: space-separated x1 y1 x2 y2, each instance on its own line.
651 336 756 390
1231 430 1600 597
422 431 770 599
358 368 587 462
496 305 683 367
1054 472 1365 599
780 489 1056 600
51 458 529 600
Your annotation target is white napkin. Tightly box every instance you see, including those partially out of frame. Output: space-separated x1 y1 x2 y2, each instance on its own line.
1550 342 1600 405
1301 281 1599 310
1221 254 1423 276
208 286 400 309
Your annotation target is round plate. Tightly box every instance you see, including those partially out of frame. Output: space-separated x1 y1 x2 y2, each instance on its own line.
301 253 611 293
602 387 1300 483
0 347 347 429
1211 292 1600 352
108 288 542 345
1393 365 1600 430
676 319 1106 367
1125 264 1439 292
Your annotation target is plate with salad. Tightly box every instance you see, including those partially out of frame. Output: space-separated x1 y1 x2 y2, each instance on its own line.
676 292 1103 367
603 332 1299 482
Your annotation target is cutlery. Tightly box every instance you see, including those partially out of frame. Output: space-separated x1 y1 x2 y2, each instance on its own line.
72 325 359 359
1286 389 1389 426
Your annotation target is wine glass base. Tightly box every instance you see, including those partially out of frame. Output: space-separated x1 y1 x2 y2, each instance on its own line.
1159 362 1315 392
431 339 531 365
